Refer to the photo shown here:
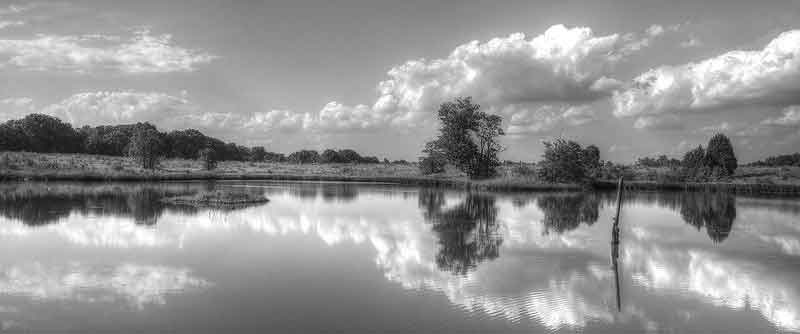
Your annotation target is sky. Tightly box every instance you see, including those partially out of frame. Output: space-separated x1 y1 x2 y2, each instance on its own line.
0 0 799 162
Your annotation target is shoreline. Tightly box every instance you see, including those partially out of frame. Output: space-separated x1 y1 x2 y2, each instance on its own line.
3 170 800 196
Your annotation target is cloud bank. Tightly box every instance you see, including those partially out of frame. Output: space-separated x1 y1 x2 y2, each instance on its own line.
614 30 800 127
0 29 216 74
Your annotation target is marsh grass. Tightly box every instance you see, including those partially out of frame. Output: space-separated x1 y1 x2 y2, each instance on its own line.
2 152 800 195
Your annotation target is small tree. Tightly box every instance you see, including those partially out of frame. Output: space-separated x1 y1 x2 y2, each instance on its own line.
198 147 217 170
682 146 706 169
127 123 163 169
419 155 446 175
423 97 504 179
337 149 362 163
320 149 341 163
537 139 586 183
250 146 267 162
705 133 737 176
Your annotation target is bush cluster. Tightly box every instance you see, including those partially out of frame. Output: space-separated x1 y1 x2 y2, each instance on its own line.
681 133 738 181
536 139 601 183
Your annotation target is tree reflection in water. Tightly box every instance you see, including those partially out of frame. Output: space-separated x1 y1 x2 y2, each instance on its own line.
625 191 737 243
679 191 736 243
536 193 601 234
419 189 503 275
0 182 251 226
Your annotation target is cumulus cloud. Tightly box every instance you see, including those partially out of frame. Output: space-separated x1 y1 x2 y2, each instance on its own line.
41 91 204 128
0 20 23 29
32 90 308 137
613 30 800 125
762 106 800 126
504 104 597 135
243 109 306 132
303 24 659 133
0 97 36 122
0 28 216 73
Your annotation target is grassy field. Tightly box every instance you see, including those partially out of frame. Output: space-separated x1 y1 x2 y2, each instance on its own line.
1 151 800 194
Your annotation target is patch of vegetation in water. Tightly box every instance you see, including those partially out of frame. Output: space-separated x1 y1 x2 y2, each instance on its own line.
162 190 269 208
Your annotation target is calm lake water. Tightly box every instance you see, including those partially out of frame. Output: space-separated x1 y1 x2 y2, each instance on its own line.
0 181 799 333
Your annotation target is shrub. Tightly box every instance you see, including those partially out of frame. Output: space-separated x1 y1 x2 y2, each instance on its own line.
510 164 537 177
287 150 320 164
537 139 587 183
250 146 267 162
419 156 446 175
127 123 163 169
337 149 362 163
320 149 341 163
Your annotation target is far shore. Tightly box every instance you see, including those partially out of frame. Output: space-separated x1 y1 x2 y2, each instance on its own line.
2 152 800 196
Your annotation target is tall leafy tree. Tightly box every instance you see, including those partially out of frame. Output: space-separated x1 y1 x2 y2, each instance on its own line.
705 133 737 176
127 123 163 169
5 114 83 153
538 139 586 183
423 97 504 179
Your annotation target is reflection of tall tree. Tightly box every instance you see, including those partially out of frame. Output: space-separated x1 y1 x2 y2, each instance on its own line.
536 194 600 234
679 192 736 243
419 191 503 275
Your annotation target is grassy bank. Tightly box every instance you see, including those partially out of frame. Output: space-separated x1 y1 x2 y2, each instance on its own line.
2 152 800 195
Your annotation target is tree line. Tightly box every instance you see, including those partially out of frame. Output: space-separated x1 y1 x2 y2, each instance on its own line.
748 153 800 167
0 113 388 169
418 97 741 183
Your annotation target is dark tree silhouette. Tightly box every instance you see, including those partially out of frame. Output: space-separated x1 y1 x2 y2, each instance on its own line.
1 114 84 153
705 133 738 176
423 97 504 179
420 191 503 275
127 123 163 169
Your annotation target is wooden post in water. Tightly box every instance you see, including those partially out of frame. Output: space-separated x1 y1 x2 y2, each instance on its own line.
612 177 623 244
611 176 623 312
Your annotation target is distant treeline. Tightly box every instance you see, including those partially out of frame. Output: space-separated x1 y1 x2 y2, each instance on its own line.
748 153 800 167
0 114 394 164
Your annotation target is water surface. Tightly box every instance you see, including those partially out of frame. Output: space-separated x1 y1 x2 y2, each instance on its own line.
0 181 798 333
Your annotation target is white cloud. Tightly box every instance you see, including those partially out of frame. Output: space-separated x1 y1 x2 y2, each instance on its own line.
0 20 23 29
303 24 657 133
0 28 216 73
613 30 800 124
243 109 306 132
0 97 35 122
0 263 210 309
35 90 309 136
504 104 597 135
41 91 204 128
762 106 800 126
